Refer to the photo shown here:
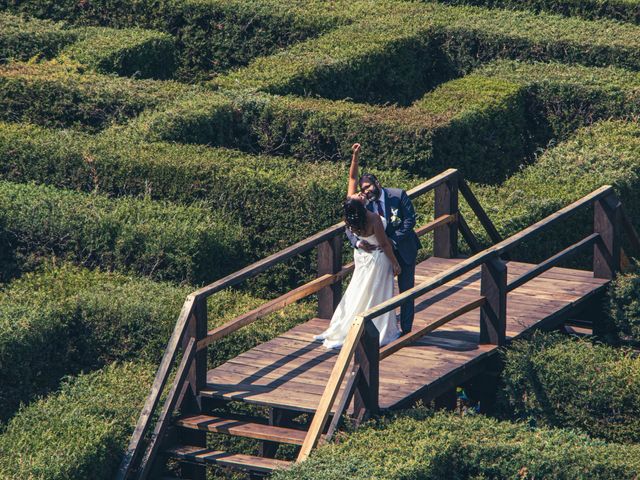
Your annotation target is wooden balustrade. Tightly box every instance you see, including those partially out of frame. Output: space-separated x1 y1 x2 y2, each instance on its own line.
297 184 626 462
122 172 624 478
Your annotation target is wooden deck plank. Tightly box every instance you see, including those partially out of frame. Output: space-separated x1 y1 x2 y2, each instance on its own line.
205 257 608 414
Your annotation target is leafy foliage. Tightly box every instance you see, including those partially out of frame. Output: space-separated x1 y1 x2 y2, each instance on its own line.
274 409 640 479
0 180 245 283
0 60 188 131
502 332 640 443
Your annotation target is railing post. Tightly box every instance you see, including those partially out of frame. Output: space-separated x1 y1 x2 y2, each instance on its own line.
352 320 379 424
434 174 459 258
179 296 207 480
593 193 621 279
479 258 507 346
317 235 343 319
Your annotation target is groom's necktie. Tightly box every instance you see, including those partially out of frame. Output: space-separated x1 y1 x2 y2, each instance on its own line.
375 200 384 217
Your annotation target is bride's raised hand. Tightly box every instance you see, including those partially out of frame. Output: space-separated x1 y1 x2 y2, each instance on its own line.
352 143 361 157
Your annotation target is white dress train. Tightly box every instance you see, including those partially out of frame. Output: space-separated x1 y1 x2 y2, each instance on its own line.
314 219 401 349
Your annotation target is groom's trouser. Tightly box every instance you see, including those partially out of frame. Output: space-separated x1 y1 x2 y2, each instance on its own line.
395 250 415 334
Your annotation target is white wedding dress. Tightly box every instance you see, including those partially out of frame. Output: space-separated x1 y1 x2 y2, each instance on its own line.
314 218 401 349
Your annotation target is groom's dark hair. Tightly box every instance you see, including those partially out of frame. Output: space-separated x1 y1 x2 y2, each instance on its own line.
358 173 380 188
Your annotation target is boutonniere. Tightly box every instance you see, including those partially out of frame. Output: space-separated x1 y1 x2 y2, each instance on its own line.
390 208 401 227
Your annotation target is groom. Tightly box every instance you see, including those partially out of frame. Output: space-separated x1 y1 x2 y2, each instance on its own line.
346 173 420 334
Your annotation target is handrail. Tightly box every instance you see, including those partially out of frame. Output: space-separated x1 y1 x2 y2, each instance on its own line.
507 233 600 292
297 185 617 460
115 296 196 480
354 185 615 323
298 315 367 461
192 168 460 301
458 178 503 245
138 337 197 479
380 296 486 359
121 168 461 478
196 212 457 351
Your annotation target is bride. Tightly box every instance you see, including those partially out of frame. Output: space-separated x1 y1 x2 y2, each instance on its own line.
314 143 402 349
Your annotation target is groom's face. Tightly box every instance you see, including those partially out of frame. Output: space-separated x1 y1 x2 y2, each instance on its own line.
360 180 381 201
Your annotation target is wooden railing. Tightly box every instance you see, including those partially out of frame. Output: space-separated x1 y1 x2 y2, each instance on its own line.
296 184 633 461
117 168 505 479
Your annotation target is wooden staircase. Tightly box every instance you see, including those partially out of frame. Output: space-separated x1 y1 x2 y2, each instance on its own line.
115 169 640 479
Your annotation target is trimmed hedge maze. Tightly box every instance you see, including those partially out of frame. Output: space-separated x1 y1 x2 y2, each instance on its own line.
3 1 640 478
274 409 640 479
0 12 176 78
0 180 245 283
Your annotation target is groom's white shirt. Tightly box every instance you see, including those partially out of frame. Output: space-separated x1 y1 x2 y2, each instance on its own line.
376 190 387 220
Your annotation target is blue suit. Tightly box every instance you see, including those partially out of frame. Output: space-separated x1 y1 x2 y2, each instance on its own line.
346 188 420 333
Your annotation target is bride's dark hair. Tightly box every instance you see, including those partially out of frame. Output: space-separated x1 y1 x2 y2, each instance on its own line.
344 197 367 235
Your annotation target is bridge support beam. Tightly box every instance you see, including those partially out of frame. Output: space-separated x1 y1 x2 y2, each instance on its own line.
179 298 207 480
317 236 343 319
434 175 459 258
594 193 621 280
480 258 507 346
352 321 380 424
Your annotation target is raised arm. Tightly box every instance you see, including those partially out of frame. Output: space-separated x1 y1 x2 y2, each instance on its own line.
347 143 361 196
372 213 401 276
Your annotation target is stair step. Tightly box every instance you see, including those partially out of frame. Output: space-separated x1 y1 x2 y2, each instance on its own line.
176 414 308 445
165 445 291 473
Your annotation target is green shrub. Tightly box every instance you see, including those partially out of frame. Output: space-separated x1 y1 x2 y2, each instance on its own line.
274 409 640 479
437 0 640 25
0 60 188 131
62 26 176 78
502 332 640 443
215 2 640 103
0 180 245 283
0 262 314 422
138 60 640 183
0 12 77 60
0 0 351 81
0 122 413 263
214 13 452 106
0 361 155 480
609 268 640 343
469 119 640 262
427 3 640 72
476 60 640 139
134 78 531 183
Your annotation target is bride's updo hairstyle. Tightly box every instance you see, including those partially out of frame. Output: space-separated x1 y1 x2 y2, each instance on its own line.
344 197 367 235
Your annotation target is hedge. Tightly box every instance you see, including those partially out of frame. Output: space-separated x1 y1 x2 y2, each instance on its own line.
0 122 413 264
133 79 532 183
476 60 640 139
138 60 640 183
470 119 640 262
0 0 351 81
0 12 77 61
0 180 245 283
213 1 640 103
0 262 314 423
502 332 640 444
214 13 451 106
274 409 640 479
609 268 640 343
436 0 640 25
0 361 156 479
0 266 315 479
0 13 175 78
0 60 188 131
62 26 176 78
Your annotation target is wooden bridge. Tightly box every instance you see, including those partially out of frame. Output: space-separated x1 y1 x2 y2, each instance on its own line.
116 169 639 479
